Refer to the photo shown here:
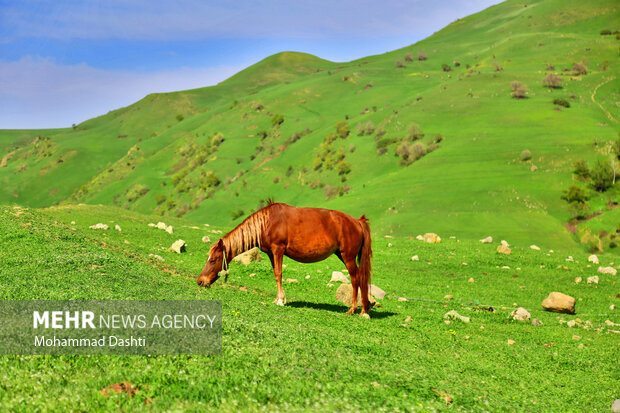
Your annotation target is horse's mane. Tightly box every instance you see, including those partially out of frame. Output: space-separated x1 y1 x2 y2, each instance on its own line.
221 201 276 257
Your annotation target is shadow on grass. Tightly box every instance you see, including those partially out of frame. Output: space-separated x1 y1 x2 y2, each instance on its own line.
288 301 397 319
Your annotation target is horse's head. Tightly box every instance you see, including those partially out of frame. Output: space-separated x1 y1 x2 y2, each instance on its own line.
197 239 226 288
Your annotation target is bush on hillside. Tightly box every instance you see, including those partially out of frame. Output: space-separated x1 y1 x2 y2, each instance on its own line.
405 53 413 62
396 142 426 166
395 59 405 69
155 194 167 205
573 63 587 75
590 159 614 192
573 159 590 180
553 98 570 108
520 150 532 162
542 73 562 89
561 184 590 219
442 63 452 72
510 81 528 99
417 51 427 61
271 114 284 127
406 123 424 140
600 29 611 35
335 121 350 139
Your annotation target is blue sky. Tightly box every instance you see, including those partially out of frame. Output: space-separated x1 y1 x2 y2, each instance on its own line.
0 0 500 129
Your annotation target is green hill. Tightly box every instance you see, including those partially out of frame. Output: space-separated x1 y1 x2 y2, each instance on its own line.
1 0 619 252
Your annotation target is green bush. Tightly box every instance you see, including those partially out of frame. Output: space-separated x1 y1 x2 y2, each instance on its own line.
520 150 532 162
395 59 405 69
442 64 452 72
271 114 284 127
600 29 611 35
406 123 424 140
231 209 245 220
155 194 167 205
335 121 350 139
573 159 590 180
590 159 614 192
553 98 570 108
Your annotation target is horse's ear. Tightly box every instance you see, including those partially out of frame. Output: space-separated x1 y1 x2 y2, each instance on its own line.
217 239 224 249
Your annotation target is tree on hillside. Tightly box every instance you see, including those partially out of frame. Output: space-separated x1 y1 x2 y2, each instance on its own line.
561 184 590 219
542 73 562 89
573 159 590 180
510 81 528 99
590 159 614 191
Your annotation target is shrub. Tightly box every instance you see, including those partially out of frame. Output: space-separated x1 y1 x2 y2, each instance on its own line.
155 194 167 205
442 64 452 72
553 98 570 108
546 64 555 71
231 209 244 220
520 150 532 161
590 159 614 191
374 124 386 138
573 63 587 75
600 29 612 35
417 51 427 61
493 62 503 72
433 134 443 144
203 170 221 188
406 123 424 140
453 61 461 67
510 81 528 99
573 159 590 180
176 114 184 122
561 184 589 206
125 184 149 202
395 59 405 69
613 137 620 160
542 73 562 89
396 142 426 166
273 176 279 183
285 165 294 177
271 114 284 127
404 52 413 62
335 121 349 139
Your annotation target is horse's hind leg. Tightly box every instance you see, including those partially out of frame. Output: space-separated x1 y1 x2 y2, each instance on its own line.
269 247 286 306
342 254 359 315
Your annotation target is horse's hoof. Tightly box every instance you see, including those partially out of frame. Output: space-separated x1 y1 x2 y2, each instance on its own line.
346 308 355 316
274 298 285 306
360 313 371 319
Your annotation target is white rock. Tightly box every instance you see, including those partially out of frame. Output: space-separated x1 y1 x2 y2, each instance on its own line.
165 226 174 234
411 255 419 261
202 235 211 243
370 284 386 300
586 276 599 284
588 255 599 264
148 223 156 227
444 310 470 323
530 245 541 250
387 242 393 247
510 307 531 322
612 399 620 413
479 236 493 243
169 239 186 253
416 235 424 241
330 271 349 283
501 240 509 247
423 233 441 243
598 266 617 275
89 223 108 230
156 222 167 230
574 277 582 283
397 297 408 302
114 224 122 232
305 275 311 279
565 256 573 262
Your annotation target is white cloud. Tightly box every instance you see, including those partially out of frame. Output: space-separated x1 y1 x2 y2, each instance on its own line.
0 56 242 129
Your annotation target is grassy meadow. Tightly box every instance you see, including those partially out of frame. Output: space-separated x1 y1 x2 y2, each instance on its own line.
1 204 618 411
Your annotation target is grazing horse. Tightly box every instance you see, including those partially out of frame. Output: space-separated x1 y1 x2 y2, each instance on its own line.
197 201 373 317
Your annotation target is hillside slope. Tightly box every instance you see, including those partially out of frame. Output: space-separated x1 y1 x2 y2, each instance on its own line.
1 0 619 251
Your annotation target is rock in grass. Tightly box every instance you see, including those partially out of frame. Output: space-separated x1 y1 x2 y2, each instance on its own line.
415 235 424 241
165 226 174 234
156 222 167 230
542 292 576 314
202 235 211 243
285 278 298 283
530 245 541 250
330 271 349 283
444 294 454 300
423 233 441 243
411 255 419 261
335 284 376 306
443 310 470 323
233 247 261 265
598 266 617 276
149 254 165 262
500 240 510 247
479 236 493 244
89 223 108 230
114 224 121 232
497 244 511 255
612 399 620 413
587 276 599 284
574 277 582 283
510 307 531 322
169 239 186 254
531 318 542 326
370 284 386 300
588 254 599 264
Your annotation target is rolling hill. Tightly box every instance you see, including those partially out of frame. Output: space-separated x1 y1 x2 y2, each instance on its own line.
1 0 619 252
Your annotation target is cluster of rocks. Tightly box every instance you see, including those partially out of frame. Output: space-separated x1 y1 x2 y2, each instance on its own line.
415 233 441 243
148 221 174 234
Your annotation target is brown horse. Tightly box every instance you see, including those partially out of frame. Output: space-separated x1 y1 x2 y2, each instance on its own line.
197 201 373 317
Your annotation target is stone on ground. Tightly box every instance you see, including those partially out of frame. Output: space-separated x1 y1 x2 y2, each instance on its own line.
233 247 261 265
156 222 167 230
202 235 211 243
330 271 349 283
542 292 576 314
531 318 542 326
444 294 454 300
423 233 441 243
165 226 174 234
443 310 470 323
169 239 186 254
415 235 424 241
497 244 511 255
285 278 298 283
370 284 386 300
479 236 493 244
587 276 599 284
500 240 509 247
588 254 599 264
148 254 164 261
612 399 620 413
510 307 531 322
574 277 582 283
89 223 108 230
335 284 376 306
530 245 541 250
598 266 617 275
411 255 419 261
114 224 121 232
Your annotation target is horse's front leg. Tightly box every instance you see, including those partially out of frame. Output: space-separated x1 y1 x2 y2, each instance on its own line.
269 247 286 306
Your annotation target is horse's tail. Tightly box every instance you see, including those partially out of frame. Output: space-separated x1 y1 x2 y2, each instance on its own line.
357 215 372 297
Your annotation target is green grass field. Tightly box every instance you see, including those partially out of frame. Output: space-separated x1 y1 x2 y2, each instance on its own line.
1 204 618 411
1 0 618 252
